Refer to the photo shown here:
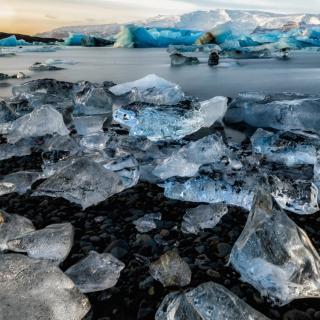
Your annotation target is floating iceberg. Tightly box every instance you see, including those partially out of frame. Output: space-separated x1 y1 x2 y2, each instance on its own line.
6 106 69 144
0 211 35 251
181 204 228 235
113 96 228 141
155 282 270 320
170 53 200 66
29 62 64 72
64 33 85 46
0 254 90 320
114 25 203 48
224 92 320 132
229 190 320 305
7 223 74 264
149 250 191 287
65 251 125 293
0 35 30 47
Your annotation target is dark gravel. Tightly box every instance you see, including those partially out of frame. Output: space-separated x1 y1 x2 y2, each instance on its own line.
1 154 320 320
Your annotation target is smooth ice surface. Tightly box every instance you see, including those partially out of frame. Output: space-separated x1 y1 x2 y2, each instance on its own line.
1 171 42 194
229 190 320 305
153 134 228 179
149 250 191 287
181 204 228 235
133 212 162 233
65 251 125 293
163 176 254 210
110 74 185 105
7 223 74 264
74 115 107 135
251 128 318 166
0 254 90 320
34 158 125 209
224 92 320 132
155 281 270 320
0 211 35 251
7 106 69 144
113 96 228 141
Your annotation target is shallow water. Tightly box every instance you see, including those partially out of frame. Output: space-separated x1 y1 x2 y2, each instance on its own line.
1 47 320 99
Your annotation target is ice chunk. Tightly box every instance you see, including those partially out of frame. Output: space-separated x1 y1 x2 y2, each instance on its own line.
7 223 74 264
163 176 254 210
7 106 69 144
29 62 64 71
0 254 90 320
251 129 318 166
73 115 107 135
155 281 270 320
109 74 185 105
224 92 320 132
149 250 191 287
0 182 16 196
1 171 41 194
113 96 228 142
223 48 272 59
181 204 228 235
34 158 124 209
153 134 228 179
268 175 319 215
73 81 113 116
65 251 125 293
133 212 162 233
80 132 110 151
170 53 200 66
46 58 78 65
229 190 320 305
208 50 220 66
0 211 35 251
0 140 32 160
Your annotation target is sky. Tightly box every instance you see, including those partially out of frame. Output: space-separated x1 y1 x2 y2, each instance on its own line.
0 0 320 35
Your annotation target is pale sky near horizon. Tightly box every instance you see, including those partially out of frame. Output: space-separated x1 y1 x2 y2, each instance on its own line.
1 0 320 35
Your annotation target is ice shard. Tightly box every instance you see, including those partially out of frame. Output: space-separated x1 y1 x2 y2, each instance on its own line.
153 134 229 180
163 176 255 210
133 212 162 233
0 182 16 196
0 254 90 320
0 211 35 251
109 74 185 105
65 251 125 293
229 190 320 305
113 96 228 141
149 250 191 287
224 92 320 133
181 204 228 235
155 282 270 320
34 158 125 209
7 105 69 144
7 223 74 264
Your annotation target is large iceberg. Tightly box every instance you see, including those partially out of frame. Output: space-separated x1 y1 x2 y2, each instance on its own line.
114 25 203 48
0 35 30 47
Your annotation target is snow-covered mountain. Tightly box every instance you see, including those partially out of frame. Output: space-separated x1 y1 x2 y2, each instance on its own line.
37 9 320 38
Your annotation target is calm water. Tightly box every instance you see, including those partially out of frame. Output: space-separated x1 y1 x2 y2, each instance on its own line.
1 47 320 99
